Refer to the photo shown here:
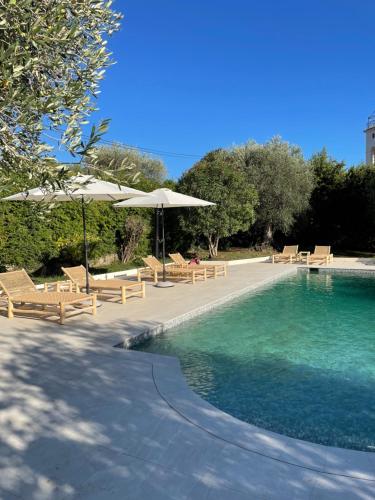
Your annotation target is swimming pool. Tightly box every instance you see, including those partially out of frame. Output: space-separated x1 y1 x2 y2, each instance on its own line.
135 271 375 451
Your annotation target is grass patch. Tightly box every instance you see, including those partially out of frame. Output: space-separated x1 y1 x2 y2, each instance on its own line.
91 260 142 274
33 274 64 285
32 259 143 284
200 247 272 261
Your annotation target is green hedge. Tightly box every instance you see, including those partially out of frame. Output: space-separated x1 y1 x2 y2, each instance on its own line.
0 200 152 275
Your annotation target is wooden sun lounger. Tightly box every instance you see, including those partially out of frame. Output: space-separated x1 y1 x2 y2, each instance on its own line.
169 253 227 278
0 269 96 324
272 245 299 264
62 265 145 304
138 256 207 284
306 246 333 265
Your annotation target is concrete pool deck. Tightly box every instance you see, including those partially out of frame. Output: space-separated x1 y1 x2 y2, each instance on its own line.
0 260 375 499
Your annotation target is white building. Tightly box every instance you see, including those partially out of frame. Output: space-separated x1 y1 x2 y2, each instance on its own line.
365 111 375 165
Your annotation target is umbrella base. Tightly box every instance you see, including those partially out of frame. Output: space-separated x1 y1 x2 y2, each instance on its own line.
155 280 174 288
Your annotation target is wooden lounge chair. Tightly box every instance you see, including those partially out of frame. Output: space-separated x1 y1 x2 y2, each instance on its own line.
306 246 333 265
62 265 145 304
169 252 227 278
0 269 96 324
272 245 299 264
138 256 207 284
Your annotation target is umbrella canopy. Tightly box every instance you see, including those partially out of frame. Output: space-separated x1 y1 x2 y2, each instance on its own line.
4 174 145 202
3 174 146 292
114 188 215 287
113 188 214 209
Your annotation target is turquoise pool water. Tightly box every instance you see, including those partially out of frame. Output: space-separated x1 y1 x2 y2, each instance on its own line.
135 271 375 451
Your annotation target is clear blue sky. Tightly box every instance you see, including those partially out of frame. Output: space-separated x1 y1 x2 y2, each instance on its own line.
88 0 375 178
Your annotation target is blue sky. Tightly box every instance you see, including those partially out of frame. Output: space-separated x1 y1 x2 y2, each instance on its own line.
87 0 375 178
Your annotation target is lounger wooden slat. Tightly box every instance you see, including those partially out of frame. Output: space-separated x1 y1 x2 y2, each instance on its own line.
62 265 145 304
272 245 299 264
169 253 227 278
0 269 96 324
138 256 206 284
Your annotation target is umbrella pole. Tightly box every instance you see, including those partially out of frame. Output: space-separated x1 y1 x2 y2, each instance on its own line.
155 204 173 288
161 205 166 281
81 196 90 294
155 208 159 258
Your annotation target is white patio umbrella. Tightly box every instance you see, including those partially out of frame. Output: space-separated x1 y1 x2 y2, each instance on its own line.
113 188 215 287
3 174 146 293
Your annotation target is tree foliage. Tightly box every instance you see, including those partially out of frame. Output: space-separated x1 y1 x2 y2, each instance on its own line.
0 197 129 273
341 164 375 251
0 0 121 180
292 149 346 247
0 147 162 274
177 150 258 257
233 137 313 245
83 143 167 189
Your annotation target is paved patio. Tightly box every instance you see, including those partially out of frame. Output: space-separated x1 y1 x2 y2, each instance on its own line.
0 261 375 499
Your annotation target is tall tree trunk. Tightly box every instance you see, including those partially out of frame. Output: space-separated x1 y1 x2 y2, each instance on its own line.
207 235 220 258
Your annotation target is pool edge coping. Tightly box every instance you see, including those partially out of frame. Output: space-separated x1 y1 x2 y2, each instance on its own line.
146 351 375 482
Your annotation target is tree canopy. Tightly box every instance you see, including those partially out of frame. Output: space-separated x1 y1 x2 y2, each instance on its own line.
233 137 313 246
83 143 168 190
0 0 121 181
342 164 375 251
294 149 346 247
177 150 258 257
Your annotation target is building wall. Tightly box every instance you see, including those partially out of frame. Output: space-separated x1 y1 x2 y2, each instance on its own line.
365 126 375 164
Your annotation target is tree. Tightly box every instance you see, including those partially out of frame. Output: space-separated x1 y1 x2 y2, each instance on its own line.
342 164 375 251
83 143 167 190
0 0 121 180
294 149 346 247
233 137 313 246
117 215 146 263
177 150 258 257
